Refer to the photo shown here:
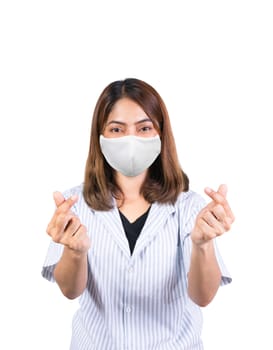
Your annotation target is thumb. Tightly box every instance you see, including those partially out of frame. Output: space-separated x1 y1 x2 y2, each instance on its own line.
217 184 228 198
53 191 65 208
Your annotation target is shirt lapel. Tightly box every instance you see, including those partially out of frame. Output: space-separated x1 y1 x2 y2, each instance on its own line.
94 201 176 260
95 206 131 259
132 202 176 258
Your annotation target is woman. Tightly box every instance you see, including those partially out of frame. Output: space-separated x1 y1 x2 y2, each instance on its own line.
42 78 235 349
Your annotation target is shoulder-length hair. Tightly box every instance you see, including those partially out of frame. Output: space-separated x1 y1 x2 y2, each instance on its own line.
83 78 189 210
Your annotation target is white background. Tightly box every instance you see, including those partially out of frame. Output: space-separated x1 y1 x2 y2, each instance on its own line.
0 0 272 349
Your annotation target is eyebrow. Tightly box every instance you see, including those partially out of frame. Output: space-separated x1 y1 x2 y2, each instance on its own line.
106 118 153 126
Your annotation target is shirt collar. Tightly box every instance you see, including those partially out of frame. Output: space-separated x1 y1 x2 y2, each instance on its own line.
94 200 176 260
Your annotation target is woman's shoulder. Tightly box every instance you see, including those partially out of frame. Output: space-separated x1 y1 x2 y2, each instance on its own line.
62 183 84 199
176 189 207 209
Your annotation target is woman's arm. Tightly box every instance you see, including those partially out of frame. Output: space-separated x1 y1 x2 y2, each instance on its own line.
188 241 221 306
54 247 88 299
47 191 91 299
188 185 234 306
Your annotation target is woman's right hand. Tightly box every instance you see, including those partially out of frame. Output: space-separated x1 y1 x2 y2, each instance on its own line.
46 191 91 254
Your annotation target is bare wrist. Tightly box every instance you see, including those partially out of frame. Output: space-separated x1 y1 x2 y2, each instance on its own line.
192 240 214 254
63 246 88 260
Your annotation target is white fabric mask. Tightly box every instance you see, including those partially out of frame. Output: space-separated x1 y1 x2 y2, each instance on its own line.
100 135 161 177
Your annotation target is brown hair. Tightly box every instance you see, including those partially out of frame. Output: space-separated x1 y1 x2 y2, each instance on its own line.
83 78 189 210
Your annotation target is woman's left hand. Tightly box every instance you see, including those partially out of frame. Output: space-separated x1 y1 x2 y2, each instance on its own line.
191 184 235 246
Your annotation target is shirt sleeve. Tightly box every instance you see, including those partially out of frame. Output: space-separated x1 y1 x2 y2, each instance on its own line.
41 241 64 282
41 188 79 282
180 192 232 286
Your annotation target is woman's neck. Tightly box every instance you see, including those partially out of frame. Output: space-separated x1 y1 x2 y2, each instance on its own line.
115 171 147 202
115 171 151 222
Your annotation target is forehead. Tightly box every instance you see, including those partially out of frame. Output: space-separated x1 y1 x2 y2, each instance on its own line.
107 98 149 122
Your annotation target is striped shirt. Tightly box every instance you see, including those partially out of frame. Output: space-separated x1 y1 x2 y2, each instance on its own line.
42 184 231 350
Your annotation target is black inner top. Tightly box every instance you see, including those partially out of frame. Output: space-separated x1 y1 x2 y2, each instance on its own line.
119 207 151 254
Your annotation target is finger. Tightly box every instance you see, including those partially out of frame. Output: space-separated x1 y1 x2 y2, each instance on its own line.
202 211 218 227
211 204 226 222
53 191 66 207
55 212 75 231
64 216 82 236
202 211 226 235
65 225 90 253
195 219 218 241
217 184 228 198
60 224 87 246
55 193 79 214
49 211 76 240
204 187 225 203
73 224 87 238
204 186 234 221
211 204 233 229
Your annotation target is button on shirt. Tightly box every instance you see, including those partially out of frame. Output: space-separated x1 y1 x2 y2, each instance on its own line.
42 184 231 350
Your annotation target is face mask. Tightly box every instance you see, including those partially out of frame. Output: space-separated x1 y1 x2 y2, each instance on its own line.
99 135 161 177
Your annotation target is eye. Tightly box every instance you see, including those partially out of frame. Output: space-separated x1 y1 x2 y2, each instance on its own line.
140 126 152 132
110 127 123 133
138 122 155 133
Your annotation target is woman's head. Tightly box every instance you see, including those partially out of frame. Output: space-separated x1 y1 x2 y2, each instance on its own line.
91 78 164 136
84 78 189 210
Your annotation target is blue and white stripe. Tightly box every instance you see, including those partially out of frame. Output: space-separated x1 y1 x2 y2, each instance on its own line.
42 184 231 350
